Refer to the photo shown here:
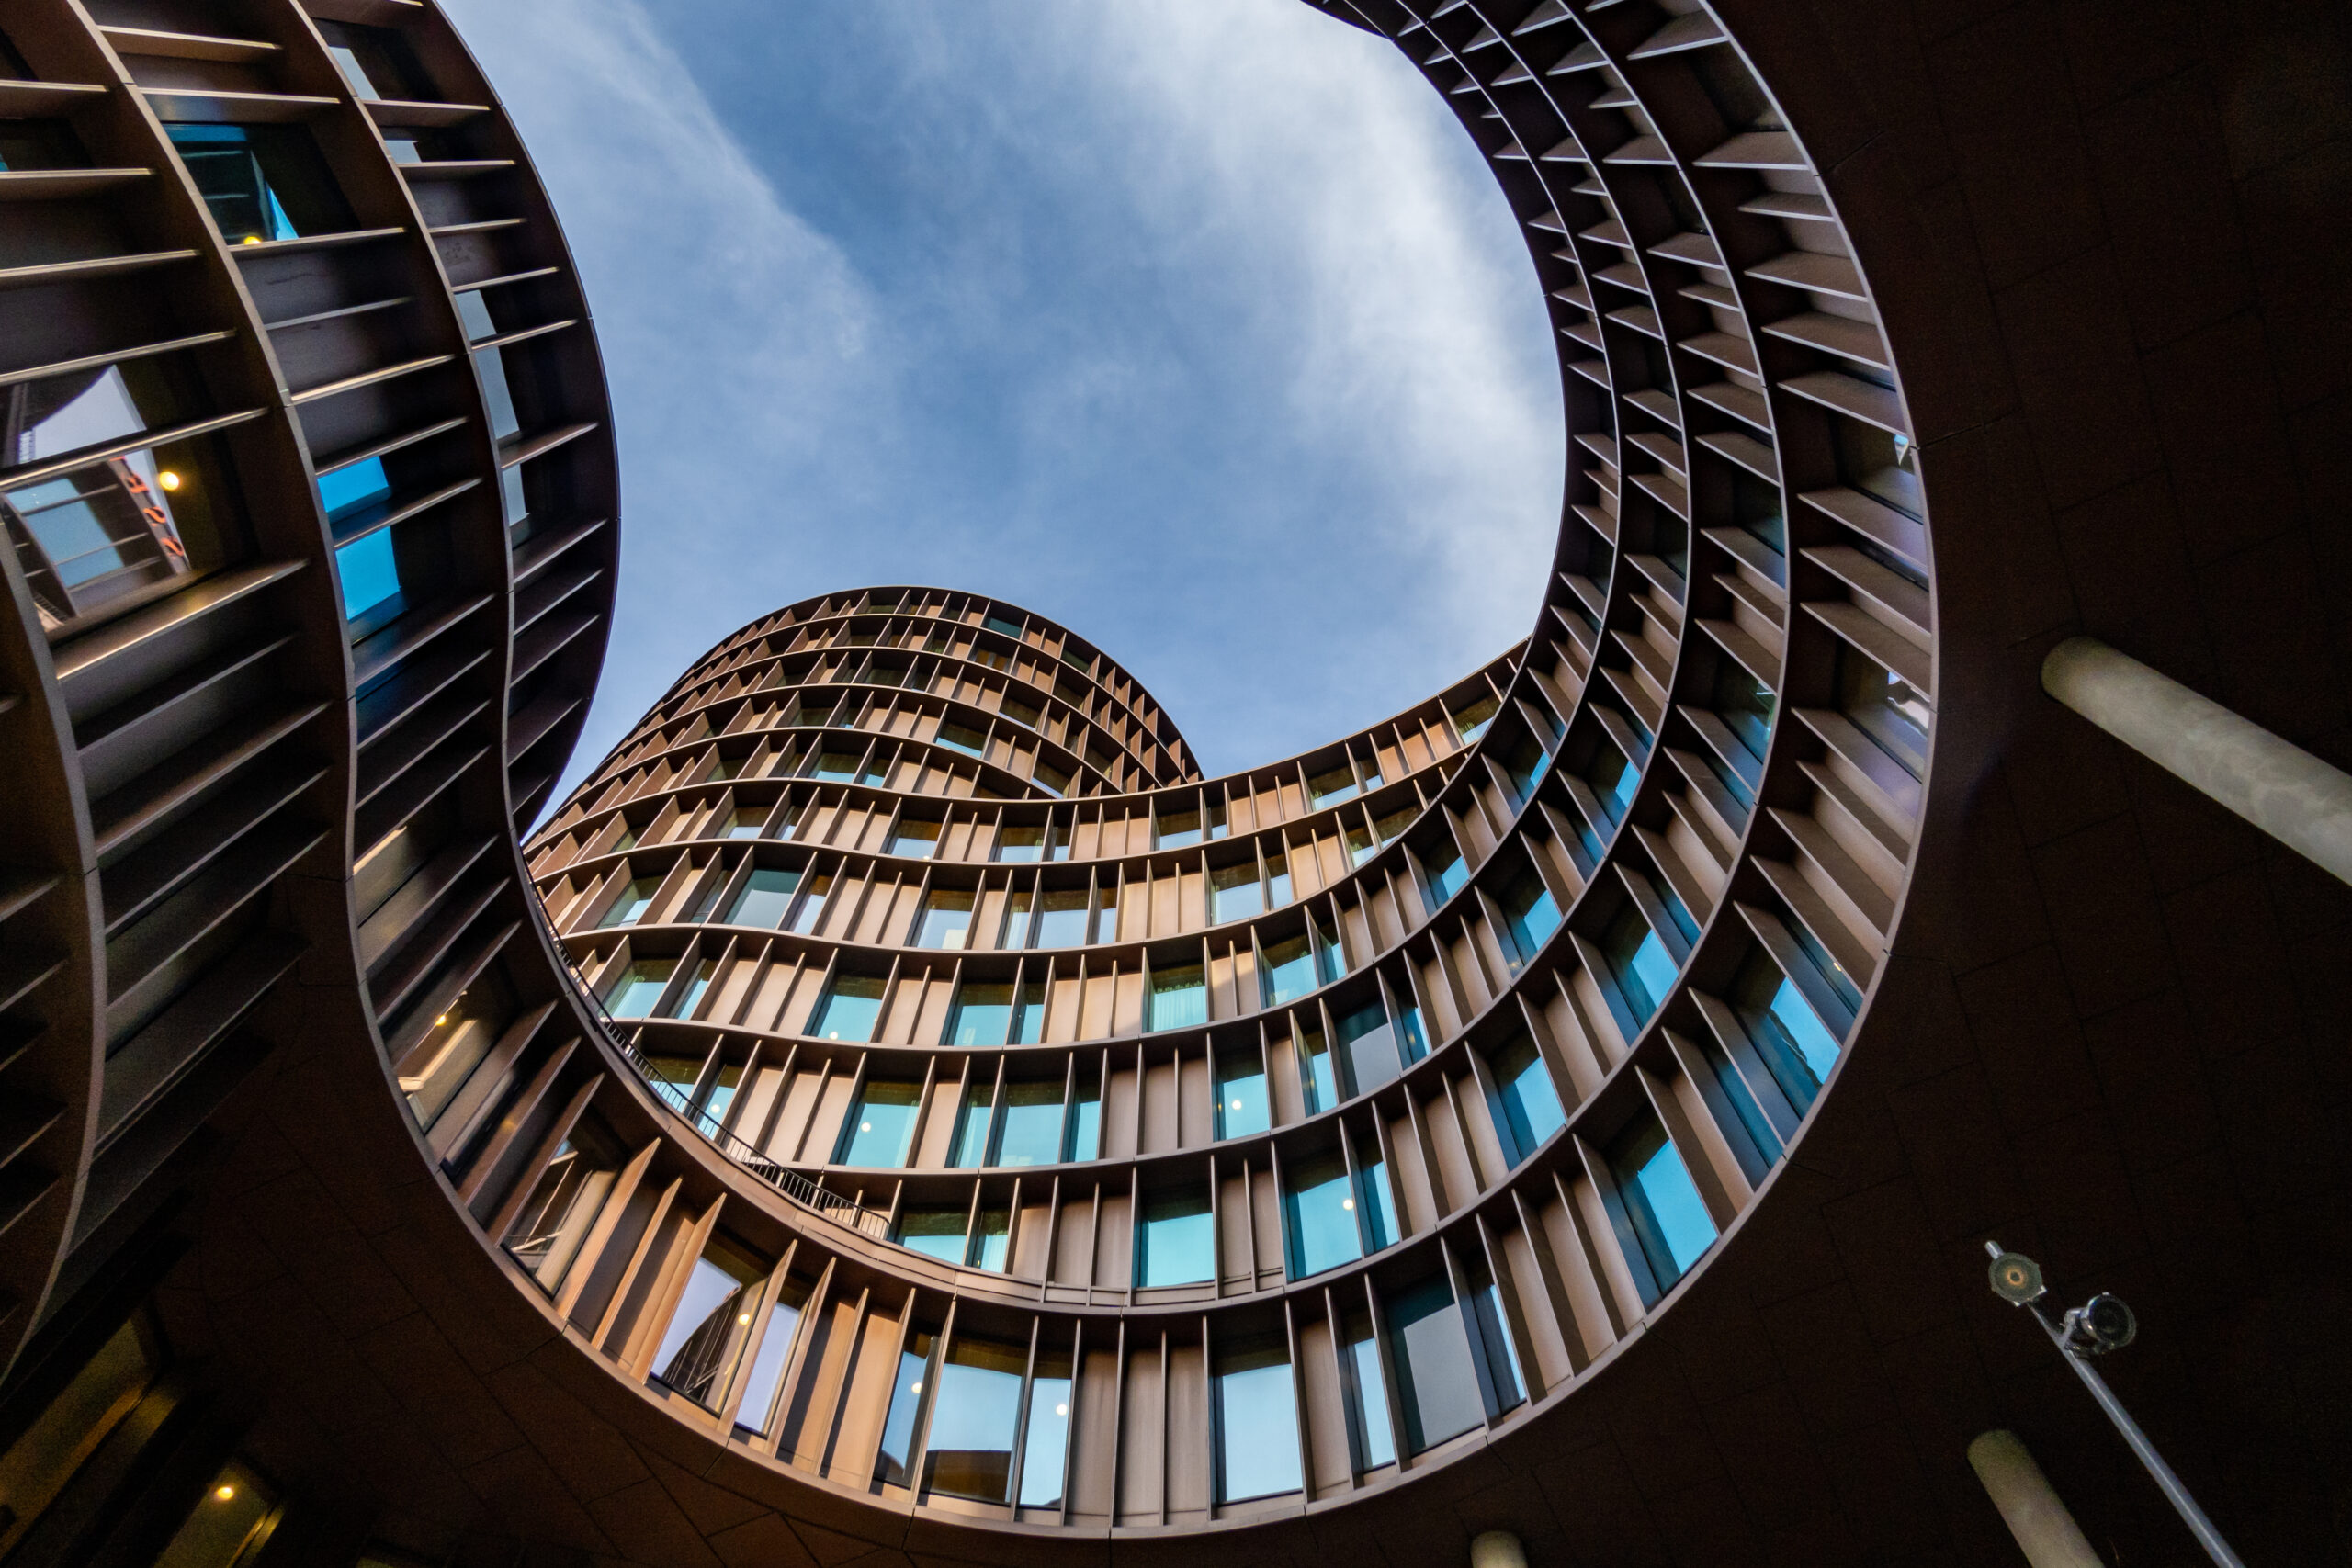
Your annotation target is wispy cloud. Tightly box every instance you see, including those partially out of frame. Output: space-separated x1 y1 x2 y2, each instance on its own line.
442 0 1560 794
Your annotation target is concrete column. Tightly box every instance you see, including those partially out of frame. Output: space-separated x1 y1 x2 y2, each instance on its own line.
1470 1530 1528 1568
1969 1430 2103 1568
2042 636 2352 887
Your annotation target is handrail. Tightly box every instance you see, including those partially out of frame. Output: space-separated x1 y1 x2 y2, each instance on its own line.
525 894 896 1243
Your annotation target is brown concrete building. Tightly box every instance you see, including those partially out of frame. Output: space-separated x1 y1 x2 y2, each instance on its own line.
0 1 2345 1566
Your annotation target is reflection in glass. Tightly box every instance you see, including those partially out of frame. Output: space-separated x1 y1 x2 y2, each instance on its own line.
875 1332 936 1486
727 868 800 928
1215 1049 1269 1139
1135 1190 1214 1287
1334 1001 1398 1092
731 1283 806 1434
950 1081 994 1166
1730 944 1844 1113
599 877 662 929
1261 935 1316 1008
947 982 1012 1047
1611 1115 1719 1289
1065 1082 1102 1161
1215 1340 1303 1504
650 1246 759 1410
1019 1352 1074 1507
165 122 350 243
1210 860 1262 923
925 1338 1024 1501
993 1080 1064 1167
897 1207 969 1265
1386 1274 1485 1454
1148 963 1207 1032
1487 1033 1566 1163
1033 887 1089 946
1283 1152 1363 1279
1600 903 1677 1026
841 1080 921 1166
604 960 673 1017
1340 1313 1396 1471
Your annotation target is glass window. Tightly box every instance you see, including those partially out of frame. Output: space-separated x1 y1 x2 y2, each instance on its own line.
996 824 1046 862
1261 935 1317 1008
890 818 942 858
918 889 975 949
1421 841 1467 908
1340 1313 1396 1471
604 960 673 1017
1216 1049 1269 1139
983 613 1023 638
1395 999 1430 1063
941 987 1006 1048
969 1208 1011 1271
950 1081 994 1166
1210 860 1262 923
1012 981 1046 1044
1358 1149 1400 1250
840 1080 921 1166
165 122 350 243
335 526 401 621
1452 693 1500 743
1487 1033 1565 1163
992 1080 1064 1167
1205 800 1229 839
812 749 859 780
1730 945 1844 1113
1157 805 1202 848
1215 1340 1303 1504
875 1331 935 1486
1033 887 1088 946
1334 1002 1399 1093
1018 1350 1074 1507
1839 645 1930 778
599 877 662 928
730 1282 808 1435
1497 866 1563 969
1296 1026 1339 1113
1374 806 1414 845
924 1337 1024 1502
640 1054 703 1114
319 454 391 523
1386 1274 1486 1454
1307 764 1356 807
1283 1152 1363 1279
1312 913 1347 986
665 958 718 1020
725 867 800 928
1346 821 1376 866
1611 1115 1719 1290
1461 1251 1528 1415
501 1120 621 1289
1600 903 1677 1027
1497 731 1552 805
1034 760 1069 795
1065 1081 1102 1161
1714 657 1777 768
786 873 834 933
897 1206 970 1265
1264 852 1293 908
1595 741 1638 824
937 720 988 758
1148 962 1207 1032
808 974 886 1042
1091 883 1120 942
1135 1190 1214 1287
650 1245 760 1410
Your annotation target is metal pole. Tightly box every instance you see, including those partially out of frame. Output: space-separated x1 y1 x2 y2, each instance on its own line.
2026 1305 2247 1568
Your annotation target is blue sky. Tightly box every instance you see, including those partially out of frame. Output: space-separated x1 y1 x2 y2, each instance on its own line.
438 0 1562 796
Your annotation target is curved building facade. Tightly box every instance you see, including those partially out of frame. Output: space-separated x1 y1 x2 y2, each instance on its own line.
0 0 2347 1566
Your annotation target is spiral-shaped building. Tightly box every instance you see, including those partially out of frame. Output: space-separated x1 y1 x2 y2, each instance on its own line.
0 0 2346 1565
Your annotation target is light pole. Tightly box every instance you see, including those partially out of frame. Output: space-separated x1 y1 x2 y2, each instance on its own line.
1984 1242 2247 1568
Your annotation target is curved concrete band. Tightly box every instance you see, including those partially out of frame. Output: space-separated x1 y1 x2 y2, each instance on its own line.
2042 636 2352 887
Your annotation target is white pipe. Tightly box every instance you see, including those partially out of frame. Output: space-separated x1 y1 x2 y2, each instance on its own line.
2042 636 2352 886
1968 1430 2104 1567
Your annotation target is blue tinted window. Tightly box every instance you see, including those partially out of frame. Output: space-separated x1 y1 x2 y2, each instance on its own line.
951 1083 993 1167
1422 843 1467 908
996 825 1046 862
1157 807 1201 848
1264 854 1293 908
335 527 400 620
874 1333 933 1485
924 1337 1023 1502
1498 867 1562 968
1064 1084 1102 1161
1216 1343 1303 1503
1261 935 1316 1008
1713 659 1777 767
1358 1154 1400 1249
666 959 717 1019
1462 1255 1527 1413
1395 1002 1430 1063
1135 1190 1213 1287
1216 1051 1269 1139
166 123 322 243
840 1080 921 1166
1296 1029 1339 1113
727 868 799 928
809 976 885 1042
1453 694 1499 742
1307 765 1356 807
898 1207 968 1264
1498 733 1551 805
1033 889 1088 945
916 890 973 948
1019 1363 1073 1507
1601 904 1677 1025
731 1292 804 1435
992 1080 1063 1166
968 1209 1010 1271
318 455 390 521
599 877 661 929
1611 1116 1719 1289
1335 1002 1399 1092
1732 947 1844 1112
947 982 1012 1047
890 819 941 858
1341 1322 1396 1470
1148 963 1207 1032
604 960 673 1017
786 874 832 934
1386 1275 1484 1454
1210 862 1262 923
1487 1033 1565 1162
936 721 987 758
1283 1153 1363 1279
